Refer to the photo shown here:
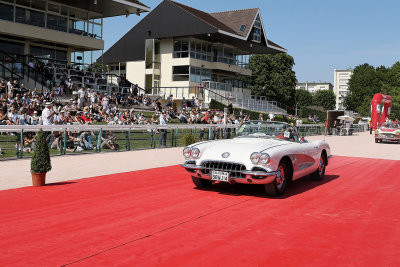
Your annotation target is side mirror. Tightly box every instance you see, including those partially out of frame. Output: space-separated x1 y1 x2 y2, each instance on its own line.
300 136 306 143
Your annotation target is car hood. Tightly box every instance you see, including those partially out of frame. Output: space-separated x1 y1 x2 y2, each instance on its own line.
378 128 399 133
195 137 290 162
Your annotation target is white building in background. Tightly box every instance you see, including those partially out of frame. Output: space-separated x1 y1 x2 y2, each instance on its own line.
334 68 353 110
295 82 333 94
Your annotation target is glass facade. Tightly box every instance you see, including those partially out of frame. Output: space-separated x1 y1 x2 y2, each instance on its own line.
30 45 67 61
0 0 103 39
190 66 211 83
173 39 250 69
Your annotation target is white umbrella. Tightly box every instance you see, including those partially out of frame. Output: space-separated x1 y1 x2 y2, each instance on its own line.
337 115 355 122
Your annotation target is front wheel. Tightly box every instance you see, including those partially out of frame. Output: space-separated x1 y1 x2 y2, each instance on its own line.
265 161 289 196
311 153 326 181
375 139 378 143
192 176 212 187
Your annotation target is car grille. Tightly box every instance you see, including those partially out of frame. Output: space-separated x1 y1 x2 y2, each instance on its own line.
201 161 246 179
382 133 396 138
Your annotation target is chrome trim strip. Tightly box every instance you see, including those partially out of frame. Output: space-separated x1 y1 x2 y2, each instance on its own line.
181 164 204 170
241 170 279 176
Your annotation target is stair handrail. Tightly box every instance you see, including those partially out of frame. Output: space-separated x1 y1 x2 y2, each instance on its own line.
0 50 47 90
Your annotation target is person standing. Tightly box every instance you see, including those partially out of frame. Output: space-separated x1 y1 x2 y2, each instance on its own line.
78 87 86 107
41 102 54 125
159 112 168 147
228 100 233 115
268 113 275 121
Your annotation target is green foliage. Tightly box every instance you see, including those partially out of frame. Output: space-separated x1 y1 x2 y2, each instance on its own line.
209 99 227 111
209 99 297 124
91 63 108 73
295 89 313 107
249 53 297 111
183 133 196 146
31 130 52 173
344 62 400 118
313 90 336 110
299 106 326 121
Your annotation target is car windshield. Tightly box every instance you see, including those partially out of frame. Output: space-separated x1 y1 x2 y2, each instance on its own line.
379 122 399 129
237 121 299 142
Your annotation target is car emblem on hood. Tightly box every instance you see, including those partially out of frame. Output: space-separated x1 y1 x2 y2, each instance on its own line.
222 152 230 158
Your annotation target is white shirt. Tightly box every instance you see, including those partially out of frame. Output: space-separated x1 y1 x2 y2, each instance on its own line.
159 115 168 125
102 97 109 106
41 107 52 125
269 113 275 121
78 89 86 98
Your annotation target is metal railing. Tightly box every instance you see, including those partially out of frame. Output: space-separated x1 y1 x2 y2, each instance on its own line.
0 124 238 160
149 85 288 114
0 123 368 160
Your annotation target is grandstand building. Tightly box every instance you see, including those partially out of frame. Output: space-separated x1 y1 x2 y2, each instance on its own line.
100 0 287 113
0 0 149 91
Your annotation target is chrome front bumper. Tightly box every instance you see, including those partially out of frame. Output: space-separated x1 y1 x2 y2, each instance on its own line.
181 163 279 185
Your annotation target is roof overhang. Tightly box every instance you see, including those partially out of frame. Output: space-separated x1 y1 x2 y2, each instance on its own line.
188 32 286 54
50 0 150 19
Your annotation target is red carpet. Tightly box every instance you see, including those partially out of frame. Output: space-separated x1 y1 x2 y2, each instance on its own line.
0 156 400 266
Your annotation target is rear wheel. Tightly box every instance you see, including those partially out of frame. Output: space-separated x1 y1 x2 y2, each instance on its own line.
265 160 289 196
311 153 326 181
192 176 212 187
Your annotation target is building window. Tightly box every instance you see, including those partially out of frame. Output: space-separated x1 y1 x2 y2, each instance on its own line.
0 39 24 55
173 40 189 58
239 24 246 32
0 3 14 21
190 66 211 83
339 85 348 89
172 66 189 81
251 15 262 43
339 79 348 84
47 14 68 32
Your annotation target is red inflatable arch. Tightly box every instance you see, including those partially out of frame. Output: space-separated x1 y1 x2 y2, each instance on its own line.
371 93 392 130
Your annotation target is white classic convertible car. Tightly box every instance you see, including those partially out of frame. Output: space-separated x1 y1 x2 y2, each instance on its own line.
182 121 332 195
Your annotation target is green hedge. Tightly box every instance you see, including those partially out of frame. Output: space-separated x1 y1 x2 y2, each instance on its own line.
209 99 297 124
299 106 326 121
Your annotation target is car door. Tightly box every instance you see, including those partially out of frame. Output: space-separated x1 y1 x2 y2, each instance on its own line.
291 128 317 180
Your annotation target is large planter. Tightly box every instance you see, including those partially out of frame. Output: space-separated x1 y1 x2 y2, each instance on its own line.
31 172 46 187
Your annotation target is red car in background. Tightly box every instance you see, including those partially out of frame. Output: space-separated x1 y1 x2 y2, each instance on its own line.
375 122 400 143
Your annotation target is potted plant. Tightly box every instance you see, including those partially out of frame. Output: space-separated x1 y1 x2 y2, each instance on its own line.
31 129 52 187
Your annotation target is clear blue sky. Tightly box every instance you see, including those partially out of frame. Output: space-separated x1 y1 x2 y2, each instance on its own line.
101 0 400 83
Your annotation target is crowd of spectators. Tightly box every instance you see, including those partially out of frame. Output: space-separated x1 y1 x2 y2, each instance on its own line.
0 77 156 127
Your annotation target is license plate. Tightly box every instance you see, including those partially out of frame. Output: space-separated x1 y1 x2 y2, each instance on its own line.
211 170 229 182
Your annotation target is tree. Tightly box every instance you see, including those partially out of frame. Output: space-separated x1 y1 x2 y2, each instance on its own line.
313 90 336 110
344 62 400 118
249 53 297 111
31 130 52 174
295 89 313 107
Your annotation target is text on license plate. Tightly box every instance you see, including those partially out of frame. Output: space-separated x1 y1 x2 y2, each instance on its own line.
211 170 229 182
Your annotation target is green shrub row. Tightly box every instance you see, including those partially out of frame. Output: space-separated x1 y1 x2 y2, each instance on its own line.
299 106 327 121
209 99 298 124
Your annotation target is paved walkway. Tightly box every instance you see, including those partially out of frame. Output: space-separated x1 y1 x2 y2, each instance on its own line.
0 131 398 190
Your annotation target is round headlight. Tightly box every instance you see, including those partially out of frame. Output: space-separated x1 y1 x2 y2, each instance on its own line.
183 147 192 158
259 153 270 164
250 152 260 164
191 148 200 159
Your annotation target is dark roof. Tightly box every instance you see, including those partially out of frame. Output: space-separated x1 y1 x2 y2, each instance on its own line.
170 1 238 35
210 8 259 37
99 0 286 64
267 40 286 50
